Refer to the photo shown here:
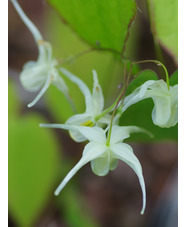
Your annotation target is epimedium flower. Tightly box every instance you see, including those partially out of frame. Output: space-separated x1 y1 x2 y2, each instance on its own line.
39 124 152 214
11 0 69 107
122 79 178 128
48 68 112 142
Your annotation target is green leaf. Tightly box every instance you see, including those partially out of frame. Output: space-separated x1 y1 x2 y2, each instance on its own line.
9 113 61 227
120 99 177 141
170 70 178 86
147 0 178 61
126 69 158 96
48 0 137 54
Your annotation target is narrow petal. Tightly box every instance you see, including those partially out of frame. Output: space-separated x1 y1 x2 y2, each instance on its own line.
27 74 52 108
40 123 78 131
110 125 153 144
122 80 156 113
11 0 45 58
60 67 93 113
54 142 107 195
111 143 146 214
52 71 70 99
92 70 104 114
122 87 142 113
39 124 106 143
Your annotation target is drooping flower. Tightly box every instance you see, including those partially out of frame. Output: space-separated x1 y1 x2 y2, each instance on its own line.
11 0 69 107
122 80 178 128
47 68 111 142
40 124 152 214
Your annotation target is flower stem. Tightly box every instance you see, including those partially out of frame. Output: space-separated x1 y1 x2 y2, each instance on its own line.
106 65 131 146
134 60 170 89
94 88 124 122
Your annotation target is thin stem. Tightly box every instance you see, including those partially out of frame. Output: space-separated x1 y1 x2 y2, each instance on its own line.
106 85 127 146
94 87 124 122
134 60 170 89
57 47 127 66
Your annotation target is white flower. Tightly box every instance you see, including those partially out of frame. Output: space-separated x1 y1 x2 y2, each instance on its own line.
11 0 69 107
51 68 111 142
122 80 178 128
40 124 152 214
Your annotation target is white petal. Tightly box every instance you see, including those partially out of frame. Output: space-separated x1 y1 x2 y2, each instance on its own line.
138 80 156 97
66 113 93 142
151 96 171 127
165 85 178 127
92 70 104 114
91 149 118 176
27 73 52 108
77 126 106 143
52 71 69 97
39 124 106 143
110 125 153 144
54 142 107 195
60 67 93 113
122 80 156 113
20 61 48 92
66 113 92 125
122 87 142 112
111 143 146 214
11 0 45 58
40 123 88 142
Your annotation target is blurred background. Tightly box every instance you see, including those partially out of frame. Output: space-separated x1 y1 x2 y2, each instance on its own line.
8 0 178 226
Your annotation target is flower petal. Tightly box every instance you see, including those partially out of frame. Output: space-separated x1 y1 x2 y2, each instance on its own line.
27 73 52 108
60 67 93 113
92 70 104 114
122 80 156 113
40 123 88 142
54 142 107 195
151 96 171 127
76 126 106 143
11 0 45 59
165 85 178 127
52 70 69 98
91 149 118 176
111 143 146 214
66 113 93 142
110 125 153 144
20 61 48 92
39 124 106 143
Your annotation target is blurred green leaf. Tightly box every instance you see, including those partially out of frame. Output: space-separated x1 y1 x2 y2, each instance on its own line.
170 70 178 86
9 113 61 227
48 0 137 54
120 70 178 141
147 0 178 61
120 99 178 142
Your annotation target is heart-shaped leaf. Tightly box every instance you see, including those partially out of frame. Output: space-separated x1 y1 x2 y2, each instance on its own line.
48 0 137 54
9 113 61 227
